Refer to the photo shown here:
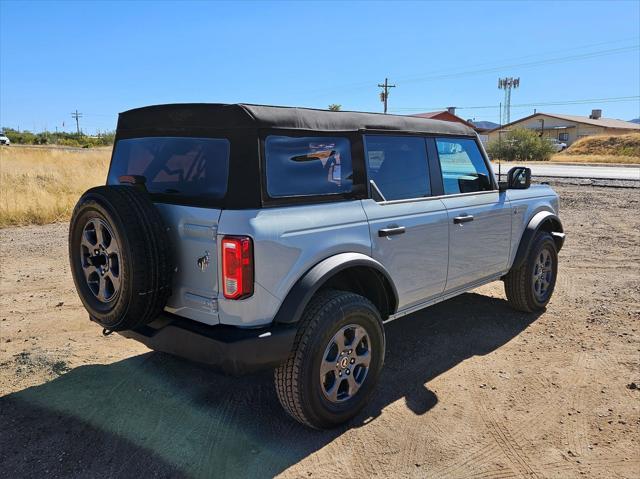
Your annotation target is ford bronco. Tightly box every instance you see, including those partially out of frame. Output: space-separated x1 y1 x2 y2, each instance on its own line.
69 104 564 429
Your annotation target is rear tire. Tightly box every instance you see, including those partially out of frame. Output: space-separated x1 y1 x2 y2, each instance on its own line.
504 231 558 312
68 185 174 331
274 290 385 429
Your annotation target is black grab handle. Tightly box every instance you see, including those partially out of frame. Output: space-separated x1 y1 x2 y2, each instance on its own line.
378 226 406 237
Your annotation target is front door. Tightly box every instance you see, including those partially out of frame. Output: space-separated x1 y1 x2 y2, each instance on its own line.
362 135 449 310
434 137 512 291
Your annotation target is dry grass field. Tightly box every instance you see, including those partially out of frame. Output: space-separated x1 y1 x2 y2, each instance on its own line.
0 146 110 227
551 133 640 164
0 136 637 228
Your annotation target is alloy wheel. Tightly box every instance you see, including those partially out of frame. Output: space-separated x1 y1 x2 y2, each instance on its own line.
80 218 121 303
320 324 371 403
532 247 553 301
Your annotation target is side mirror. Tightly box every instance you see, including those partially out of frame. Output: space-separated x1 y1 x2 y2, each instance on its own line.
500 166 531 190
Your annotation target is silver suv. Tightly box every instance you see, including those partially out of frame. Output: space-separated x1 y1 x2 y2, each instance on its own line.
69 104 565 429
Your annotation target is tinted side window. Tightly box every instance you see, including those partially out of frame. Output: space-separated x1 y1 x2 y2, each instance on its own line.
365 135 430 201
436 138 492 195
265 136 353 198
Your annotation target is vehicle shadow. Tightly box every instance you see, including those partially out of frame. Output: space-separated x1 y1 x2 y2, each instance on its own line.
1 292 541 478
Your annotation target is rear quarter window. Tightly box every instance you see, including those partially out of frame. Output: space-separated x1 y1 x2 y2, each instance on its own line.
264 135 353 198
108 137 230 200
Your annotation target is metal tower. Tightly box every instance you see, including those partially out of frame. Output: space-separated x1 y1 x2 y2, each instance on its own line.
498 77 520 124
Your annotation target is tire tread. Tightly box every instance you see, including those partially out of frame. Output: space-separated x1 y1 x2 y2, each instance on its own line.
274 290 379 429
504 231 556 313
69 185 174 331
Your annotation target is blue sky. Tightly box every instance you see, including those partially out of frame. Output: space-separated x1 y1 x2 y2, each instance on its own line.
1 0 639 133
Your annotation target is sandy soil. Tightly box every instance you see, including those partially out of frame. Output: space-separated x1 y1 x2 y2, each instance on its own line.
0 184 638 479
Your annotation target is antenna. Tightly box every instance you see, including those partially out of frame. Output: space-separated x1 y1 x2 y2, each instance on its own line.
498 77 520 124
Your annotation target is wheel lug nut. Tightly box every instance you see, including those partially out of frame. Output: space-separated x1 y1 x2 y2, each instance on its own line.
346 369 350 375
350 358 355 364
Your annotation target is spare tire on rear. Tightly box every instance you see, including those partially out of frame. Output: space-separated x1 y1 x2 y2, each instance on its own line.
68 185 174 331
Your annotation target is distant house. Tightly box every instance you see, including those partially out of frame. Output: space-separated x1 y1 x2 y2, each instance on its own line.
411 107 477 129
410 108 495 145
469 121 500 146
487 110 640 146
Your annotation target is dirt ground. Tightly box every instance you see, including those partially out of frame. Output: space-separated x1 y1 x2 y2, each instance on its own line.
0 184 638 479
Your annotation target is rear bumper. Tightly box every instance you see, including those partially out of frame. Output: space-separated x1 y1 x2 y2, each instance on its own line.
119 313 297 375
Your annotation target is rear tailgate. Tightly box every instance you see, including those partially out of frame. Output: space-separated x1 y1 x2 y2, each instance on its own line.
155 203 222 325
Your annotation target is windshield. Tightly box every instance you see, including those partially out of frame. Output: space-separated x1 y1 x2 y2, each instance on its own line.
108 137 230 199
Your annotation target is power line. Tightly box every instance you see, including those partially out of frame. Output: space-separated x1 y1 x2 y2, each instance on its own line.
397 45 638 85
392 96 640 112
394 39 639 84
301 39 639 98
377 78 396 114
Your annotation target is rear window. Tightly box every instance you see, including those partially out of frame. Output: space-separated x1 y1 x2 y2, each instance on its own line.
264 135 353 198
108 137 230 199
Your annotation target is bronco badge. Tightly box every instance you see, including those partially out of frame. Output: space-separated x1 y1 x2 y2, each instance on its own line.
197 251 210 271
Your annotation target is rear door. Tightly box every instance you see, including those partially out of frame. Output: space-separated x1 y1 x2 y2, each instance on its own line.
108 136 231 324
433 137 511 292
361 135 449 310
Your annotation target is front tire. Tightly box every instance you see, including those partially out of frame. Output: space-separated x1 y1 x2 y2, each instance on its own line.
274 290 385 429
504 231 558 312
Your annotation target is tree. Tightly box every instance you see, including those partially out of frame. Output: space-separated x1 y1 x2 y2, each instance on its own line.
0 126 115 147
328 104 342 112
486 128 555 161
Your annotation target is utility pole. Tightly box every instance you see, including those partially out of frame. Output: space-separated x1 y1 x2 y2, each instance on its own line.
71 109 83 135
377 78 396 114
497 77 520 124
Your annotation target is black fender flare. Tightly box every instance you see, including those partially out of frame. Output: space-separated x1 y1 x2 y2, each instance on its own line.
511 211 565 271
273 252 399 325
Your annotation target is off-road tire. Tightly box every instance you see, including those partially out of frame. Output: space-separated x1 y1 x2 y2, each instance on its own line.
274 289 385 429
504 231 558 312
69 185 173 331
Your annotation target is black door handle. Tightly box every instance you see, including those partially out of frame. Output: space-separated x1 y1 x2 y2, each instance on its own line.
378 226 406 237
453 214 474 224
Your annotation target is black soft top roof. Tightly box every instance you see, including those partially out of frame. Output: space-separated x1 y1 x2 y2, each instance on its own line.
117 103 475 136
